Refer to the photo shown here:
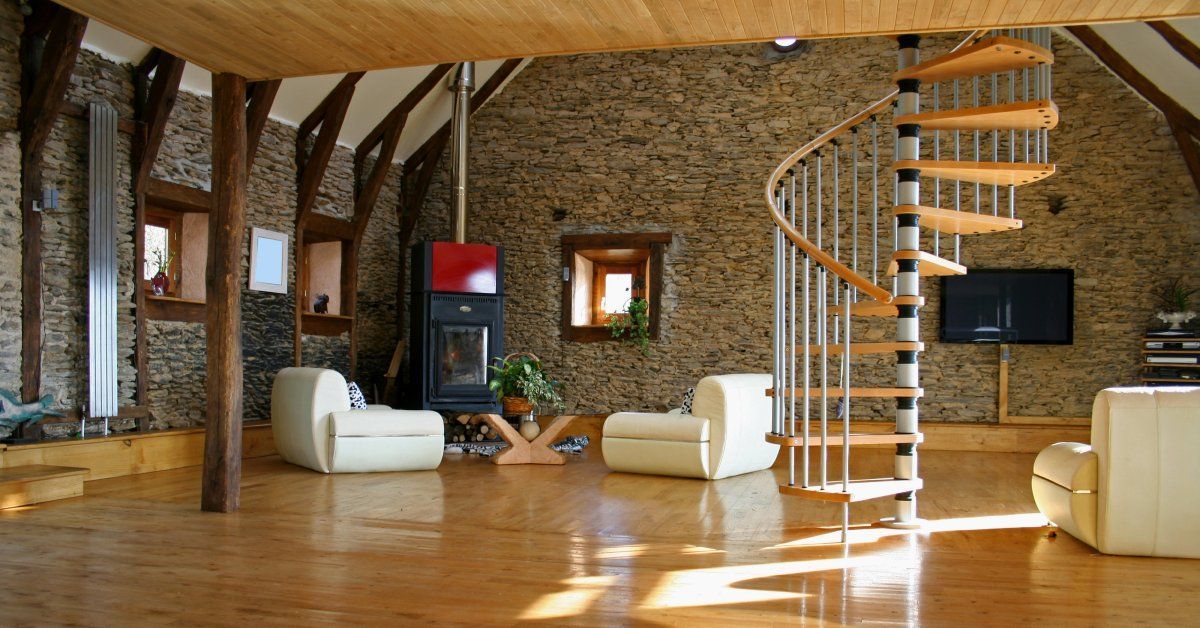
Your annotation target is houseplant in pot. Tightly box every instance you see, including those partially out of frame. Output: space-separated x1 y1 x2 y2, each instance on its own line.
1154 277 1198 330
487 352 565 439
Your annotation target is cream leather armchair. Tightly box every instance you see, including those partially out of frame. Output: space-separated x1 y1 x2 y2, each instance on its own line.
271 367 444 473
1032 386 1200 558
602 374 779 480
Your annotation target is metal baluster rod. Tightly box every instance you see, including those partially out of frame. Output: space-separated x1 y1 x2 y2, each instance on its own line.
871 116 879 285
841 281 852 542
801 160 811 487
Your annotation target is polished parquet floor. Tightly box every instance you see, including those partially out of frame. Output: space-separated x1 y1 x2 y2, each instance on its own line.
1 447 1197 626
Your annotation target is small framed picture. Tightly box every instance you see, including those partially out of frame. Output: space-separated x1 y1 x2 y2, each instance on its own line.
249 227 289 294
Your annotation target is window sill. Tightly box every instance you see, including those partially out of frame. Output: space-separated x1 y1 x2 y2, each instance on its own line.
145 294 205 323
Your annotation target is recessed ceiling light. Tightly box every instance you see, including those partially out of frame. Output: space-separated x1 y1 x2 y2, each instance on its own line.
774 37 798 47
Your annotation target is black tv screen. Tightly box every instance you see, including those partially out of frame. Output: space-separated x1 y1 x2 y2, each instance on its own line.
940 269 1073 344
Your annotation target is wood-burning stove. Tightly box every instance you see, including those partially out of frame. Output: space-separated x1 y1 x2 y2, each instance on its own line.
408 242 504 413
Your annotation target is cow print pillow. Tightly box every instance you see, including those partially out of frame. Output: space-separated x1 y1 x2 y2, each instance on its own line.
681 388 695 415
347 381 368 410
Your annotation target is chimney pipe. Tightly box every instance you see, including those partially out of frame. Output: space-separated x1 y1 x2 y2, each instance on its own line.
449 62 474 244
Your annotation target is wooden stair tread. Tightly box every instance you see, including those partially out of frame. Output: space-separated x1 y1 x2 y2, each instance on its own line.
895 100 1058 131
850 296 924 317
766 432 924 447
894 205 1023 235
802 341 924 355
893 160 1055 186
894 36 1052 82
778 478 924 503
767 387 924 398
887 250 967 277
0 465 88 509
0 465 88 483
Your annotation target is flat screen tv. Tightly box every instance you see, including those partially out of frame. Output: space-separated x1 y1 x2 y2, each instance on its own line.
940 269 1073 344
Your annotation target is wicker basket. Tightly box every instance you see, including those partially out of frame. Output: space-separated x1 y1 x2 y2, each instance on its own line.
502 396 534 415
498 352 541 415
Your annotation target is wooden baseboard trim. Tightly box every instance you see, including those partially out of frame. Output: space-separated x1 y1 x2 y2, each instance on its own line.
0 421 275 482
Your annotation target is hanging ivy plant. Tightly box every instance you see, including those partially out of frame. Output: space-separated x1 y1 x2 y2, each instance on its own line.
605 278 651 356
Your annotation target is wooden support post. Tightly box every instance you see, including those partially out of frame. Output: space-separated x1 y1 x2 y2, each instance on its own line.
202 73 247 513
18 4 87 440
293 73 362 367
131 51 184 420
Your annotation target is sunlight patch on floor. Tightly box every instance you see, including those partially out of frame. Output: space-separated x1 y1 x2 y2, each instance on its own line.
594 542 724 560
768 512 1048 548
517 575 617 620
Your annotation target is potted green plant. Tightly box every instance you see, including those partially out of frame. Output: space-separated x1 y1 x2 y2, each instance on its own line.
605 277 651 356
487 352 565 415
1154 277 1197 330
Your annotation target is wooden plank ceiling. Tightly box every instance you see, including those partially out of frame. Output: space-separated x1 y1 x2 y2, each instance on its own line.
57 0 1200 79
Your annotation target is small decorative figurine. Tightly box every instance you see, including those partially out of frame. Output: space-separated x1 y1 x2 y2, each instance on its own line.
313 293 329 314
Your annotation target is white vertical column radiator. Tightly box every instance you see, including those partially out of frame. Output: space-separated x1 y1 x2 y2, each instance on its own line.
88 101 119 436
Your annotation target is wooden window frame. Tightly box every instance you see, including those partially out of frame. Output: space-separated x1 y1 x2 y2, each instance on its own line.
140 178 212 322
561 232 669 343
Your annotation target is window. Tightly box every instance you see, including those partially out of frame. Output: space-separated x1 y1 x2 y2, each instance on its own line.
142 211 180 297
141 179 212 322
561 232 669 342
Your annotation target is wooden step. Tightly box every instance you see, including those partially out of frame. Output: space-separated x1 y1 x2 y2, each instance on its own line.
895 100 1058 131
887 250 967 277
850 296 925 317
0 465 87 509
778 478 924 503
766 432 924 447
893 160 1055 186
894 36 1052 83
767 387 924 399
894 205 1023 235
802 341 924 355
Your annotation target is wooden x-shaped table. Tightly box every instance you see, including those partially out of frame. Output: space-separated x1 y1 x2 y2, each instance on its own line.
474 414 577 465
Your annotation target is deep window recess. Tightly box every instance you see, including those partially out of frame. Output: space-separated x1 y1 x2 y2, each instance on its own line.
560 232 669 342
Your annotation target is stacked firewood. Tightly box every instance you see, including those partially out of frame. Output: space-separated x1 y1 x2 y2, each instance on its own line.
445 414 506 444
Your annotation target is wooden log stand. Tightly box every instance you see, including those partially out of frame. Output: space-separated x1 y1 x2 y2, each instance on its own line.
474 414 576 465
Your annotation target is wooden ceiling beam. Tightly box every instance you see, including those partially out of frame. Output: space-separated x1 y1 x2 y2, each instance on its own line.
355 63 454 166
406 58 522 170
19 2 87 419
295 73 361 227
1146 21 1200 71
1065 25 1200 140
1169 119 1200 195
245 78 280 175
297 72 364 145
132 51 184 195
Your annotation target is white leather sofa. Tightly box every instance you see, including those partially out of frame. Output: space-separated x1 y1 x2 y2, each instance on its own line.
1032 386 1200 558
602 374 779 480
271 367 444 473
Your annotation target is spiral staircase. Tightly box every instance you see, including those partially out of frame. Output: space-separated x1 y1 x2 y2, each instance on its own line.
765 29 1058 540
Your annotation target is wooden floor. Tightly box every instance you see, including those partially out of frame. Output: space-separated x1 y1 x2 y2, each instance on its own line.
1 448 1197 625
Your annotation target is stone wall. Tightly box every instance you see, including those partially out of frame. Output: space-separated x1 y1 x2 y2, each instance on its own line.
0 8 400 437
414 34 1200 421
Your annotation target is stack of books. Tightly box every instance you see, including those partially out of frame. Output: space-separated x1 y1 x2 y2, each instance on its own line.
1142 330 1200 385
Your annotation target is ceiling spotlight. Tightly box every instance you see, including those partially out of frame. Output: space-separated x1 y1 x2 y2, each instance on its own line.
774 37 798 47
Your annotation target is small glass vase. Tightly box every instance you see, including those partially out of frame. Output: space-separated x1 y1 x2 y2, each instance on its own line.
151 271 170 296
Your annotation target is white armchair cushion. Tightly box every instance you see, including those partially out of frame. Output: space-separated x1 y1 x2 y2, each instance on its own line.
604 412 710 442
329 410 444 438
1033 442 1097 491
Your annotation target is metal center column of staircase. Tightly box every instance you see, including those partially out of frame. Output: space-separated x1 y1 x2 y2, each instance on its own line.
766 29 1058 542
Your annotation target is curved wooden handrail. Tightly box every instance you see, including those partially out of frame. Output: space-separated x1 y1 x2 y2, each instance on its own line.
765 30 991 305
